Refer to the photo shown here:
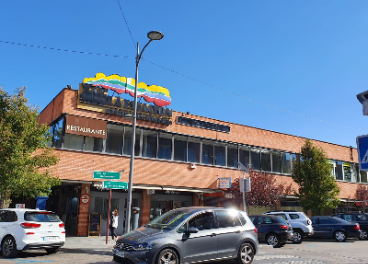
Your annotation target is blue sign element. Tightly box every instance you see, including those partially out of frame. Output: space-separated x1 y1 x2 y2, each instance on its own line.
356 134 368 171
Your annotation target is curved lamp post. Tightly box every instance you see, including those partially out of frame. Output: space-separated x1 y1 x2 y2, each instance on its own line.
125 31 164 234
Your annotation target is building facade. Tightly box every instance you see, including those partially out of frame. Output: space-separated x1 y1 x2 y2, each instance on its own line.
38 80 367 237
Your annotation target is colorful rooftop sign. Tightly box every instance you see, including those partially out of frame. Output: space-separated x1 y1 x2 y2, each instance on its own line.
83 73 171 107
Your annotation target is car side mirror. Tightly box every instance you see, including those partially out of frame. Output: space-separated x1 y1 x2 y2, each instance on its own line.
187 227 199 234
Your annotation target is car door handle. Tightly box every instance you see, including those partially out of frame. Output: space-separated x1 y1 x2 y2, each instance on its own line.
211 233 216 237
235 230 240 233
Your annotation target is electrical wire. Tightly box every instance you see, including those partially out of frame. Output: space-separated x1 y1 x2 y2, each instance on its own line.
116 0 136 50
0 39 364 131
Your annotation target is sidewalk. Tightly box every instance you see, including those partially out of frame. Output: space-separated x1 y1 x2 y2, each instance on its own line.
60 236 115 256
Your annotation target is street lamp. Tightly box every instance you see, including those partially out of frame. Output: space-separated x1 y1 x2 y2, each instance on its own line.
124 31 164 234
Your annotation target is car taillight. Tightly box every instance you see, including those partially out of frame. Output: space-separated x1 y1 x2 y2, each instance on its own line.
254 228 258 234
280 225 288 230
20 222 41 228
354 224 360 230
59 223 65 228
307 220 311 225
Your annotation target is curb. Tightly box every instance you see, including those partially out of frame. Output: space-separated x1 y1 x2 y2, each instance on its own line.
59 248 113 256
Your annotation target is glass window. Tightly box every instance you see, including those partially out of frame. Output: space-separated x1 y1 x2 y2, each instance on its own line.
282 153 292 174
105 124 123 154
250 150 261 170
24 212 61 222
355 164 361 182
0 210 17 222
329 160 335 176
215 143 226 166
261 151 271 172
289 214 300 219
189 212 215 230
158 133 172 160
361 171 368 183
52 117 64 148
85 137 103 152
94 197 119 219
227 144 238 168
319 217 332 224
174 135 187 162
239 147 250 168
343 163 352 182
63 134 84 150
274 214 287 221
188 137 200 163
335 161 343 181
202 140 214 165
142 130 157 158
123 127 140 156
215 211 241 228
272 152 282 173
239 212 247 225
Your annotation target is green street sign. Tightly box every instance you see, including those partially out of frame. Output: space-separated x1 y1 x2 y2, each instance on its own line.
93 171 121 180
103 181 128 189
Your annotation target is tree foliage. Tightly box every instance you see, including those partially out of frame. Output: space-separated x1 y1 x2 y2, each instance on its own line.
0 87 60 206
225 168 283 209
355 185 368 212
292 139 340 214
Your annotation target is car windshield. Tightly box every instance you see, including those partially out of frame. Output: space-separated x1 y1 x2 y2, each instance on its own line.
333 217 348 223
146 209 195 230
24 211 61 222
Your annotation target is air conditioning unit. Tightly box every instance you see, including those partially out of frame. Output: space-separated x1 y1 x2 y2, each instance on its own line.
190 163 196 169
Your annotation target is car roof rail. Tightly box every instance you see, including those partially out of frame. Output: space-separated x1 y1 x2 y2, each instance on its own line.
265 210 298 213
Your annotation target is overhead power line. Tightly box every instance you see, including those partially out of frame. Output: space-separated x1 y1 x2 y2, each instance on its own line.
116 0 136 50
0 39 364 131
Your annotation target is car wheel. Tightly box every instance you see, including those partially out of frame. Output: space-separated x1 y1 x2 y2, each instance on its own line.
359 229 368 240
45 247 60 254
266 234 281 248
236 242 254 264
157 249 179 264
1 236 19 258
334 231 346 242
292 230 303 244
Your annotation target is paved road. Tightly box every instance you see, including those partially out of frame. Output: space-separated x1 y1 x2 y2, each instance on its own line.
1 239 367 264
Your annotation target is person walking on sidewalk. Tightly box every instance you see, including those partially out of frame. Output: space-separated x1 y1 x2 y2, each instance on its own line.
110 209 119 241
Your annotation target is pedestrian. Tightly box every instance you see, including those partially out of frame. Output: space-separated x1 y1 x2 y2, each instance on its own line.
110 209 119 241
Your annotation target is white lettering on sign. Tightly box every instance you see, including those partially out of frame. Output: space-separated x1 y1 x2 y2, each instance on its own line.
67 125 106 136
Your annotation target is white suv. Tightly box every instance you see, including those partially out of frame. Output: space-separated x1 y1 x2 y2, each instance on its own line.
0 208 65 258
263 210 314 244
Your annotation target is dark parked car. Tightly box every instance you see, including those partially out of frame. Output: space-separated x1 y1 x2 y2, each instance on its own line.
333 213 368 240
310 216 361 242
249 215 293 248
113 207 258 264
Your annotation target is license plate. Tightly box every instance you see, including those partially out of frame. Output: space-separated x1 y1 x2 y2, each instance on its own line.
114 249 124 258
43 236 59 241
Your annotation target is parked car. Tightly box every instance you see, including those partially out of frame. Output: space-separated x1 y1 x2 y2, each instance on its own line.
113 207 258 264
0 208 65 258
333 213 368 240
263 210 313 244
249 215 293 248
310 216 361 242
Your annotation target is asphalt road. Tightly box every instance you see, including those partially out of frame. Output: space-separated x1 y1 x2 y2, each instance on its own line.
1 239 368 264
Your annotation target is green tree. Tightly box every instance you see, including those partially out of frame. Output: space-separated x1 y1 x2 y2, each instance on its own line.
0 86 60 208
292 139 340 214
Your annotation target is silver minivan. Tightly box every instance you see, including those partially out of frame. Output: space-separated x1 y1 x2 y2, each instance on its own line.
113 207 258 264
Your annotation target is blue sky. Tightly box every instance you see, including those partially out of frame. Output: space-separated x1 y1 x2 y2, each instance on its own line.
1 0 368 148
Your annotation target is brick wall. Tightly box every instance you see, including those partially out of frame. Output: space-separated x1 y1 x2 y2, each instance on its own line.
141 191 151 226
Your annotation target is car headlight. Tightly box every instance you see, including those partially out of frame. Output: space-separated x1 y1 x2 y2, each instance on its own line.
132 243 153 251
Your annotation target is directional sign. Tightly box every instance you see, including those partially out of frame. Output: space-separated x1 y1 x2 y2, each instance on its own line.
356 134 368 171
93 171 121 180
103 181 128 189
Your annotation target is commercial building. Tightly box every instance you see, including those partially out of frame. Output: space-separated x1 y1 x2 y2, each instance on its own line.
37 73 367 236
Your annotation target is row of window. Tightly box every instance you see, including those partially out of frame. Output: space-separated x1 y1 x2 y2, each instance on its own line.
50 116 368 183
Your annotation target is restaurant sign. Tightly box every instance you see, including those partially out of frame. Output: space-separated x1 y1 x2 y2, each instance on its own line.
65 115 107 139
77 73 173 125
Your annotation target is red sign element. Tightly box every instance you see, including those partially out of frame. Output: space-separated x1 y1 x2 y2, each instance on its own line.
80 194 90 204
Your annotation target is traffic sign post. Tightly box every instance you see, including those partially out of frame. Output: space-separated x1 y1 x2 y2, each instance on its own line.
103 181 128 189
356 134 368 171
93 171 121 180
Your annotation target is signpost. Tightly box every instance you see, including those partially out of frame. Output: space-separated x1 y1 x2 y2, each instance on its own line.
218 177 231 189
103 181 128 189
93 171 121 180
357 134 368 171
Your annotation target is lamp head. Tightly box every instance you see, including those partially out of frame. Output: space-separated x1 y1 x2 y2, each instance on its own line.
147 31 164 41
